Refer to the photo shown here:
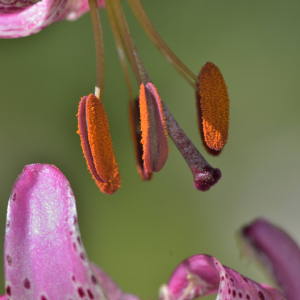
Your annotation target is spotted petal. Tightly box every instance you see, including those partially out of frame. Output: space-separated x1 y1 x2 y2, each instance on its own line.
241 219 300 300
159 254 285 300
4 164 108 300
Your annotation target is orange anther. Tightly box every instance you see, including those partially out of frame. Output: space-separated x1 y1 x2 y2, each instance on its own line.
139 82 168 173
129 99 152 181
199 62 229 151
77 94 120 194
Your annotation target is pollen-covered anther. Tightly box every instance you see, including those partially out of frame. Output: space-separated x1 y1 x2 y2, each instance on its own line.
77 94 121 194
198 62 229 151
129 98 152 181
139 82 168 173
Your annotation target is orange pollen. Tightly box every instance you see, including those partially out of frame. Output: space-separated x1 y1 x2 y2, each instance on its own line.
129 99 152 181
139 82 169 173
139 83 150 161
96 159 121 195
199 62 229 151
77 94 121 194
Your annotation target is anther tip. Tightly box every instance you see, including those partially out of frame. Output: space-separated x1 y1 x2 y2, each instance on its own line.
193 167 221 191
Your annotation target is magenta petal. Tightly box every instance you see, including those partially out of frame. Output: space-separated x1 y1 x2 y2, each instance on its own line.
159 254 285 300
0 0 105 38
241 219 300 300
91 264 123 300
0 295 7 300
92 264 142 300
4 164 108 300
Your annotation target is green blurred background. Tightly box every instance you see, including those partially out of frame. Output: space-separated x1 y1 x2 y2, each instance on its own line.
0 0 300 298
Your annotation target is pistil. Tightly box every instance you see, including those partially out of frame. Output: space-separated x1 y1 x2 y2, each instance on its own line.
162 101 221 191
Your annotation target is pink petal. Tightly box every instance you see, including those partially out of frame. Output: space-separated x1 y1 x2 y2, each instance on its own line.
91 264 123 300
0 0 104 38
0 295 7 300
159 254 285 300
0 0 41 14
241 219 300 300
91 264 142 300
4 164 108 300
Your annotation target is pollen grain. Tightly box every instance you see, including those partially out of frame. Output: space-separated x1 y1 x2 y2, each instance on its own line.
199 62 229 151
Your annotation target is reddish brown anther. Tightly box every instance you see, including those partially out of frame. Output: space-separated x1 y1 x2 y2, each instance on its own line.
197 62 229 152
139 82 168 173
195 90 220 156
129 98 152 181
77 94 121 194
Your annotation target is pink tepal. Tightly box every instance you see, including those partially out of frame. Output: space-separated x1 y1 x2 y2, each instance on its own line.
4 164 108 300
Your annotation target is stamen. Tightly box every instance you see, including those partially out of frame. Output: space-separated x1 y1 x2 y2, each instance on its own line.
77 94 121 194
88 0 105 99
198 62 229 151
129 98 152 180
139 82 168 173
162 101 221 191
127 0 199 89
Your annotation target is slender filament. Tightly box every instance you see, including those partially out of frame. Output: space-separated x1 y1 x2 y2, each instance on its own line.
105 0 134 100
88 0 105 98
107 0 142 86
127 0 199 86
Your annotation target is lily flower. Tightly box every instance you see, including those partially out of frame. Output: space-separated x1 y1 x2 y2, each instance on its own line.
2 164 291 300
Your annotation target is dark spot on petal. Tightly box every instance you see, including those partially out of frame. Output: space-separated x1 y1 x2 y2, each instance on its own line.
41 296 47 300
73 216 77 224
230 278 234 282
80 253 85 260
238 292 243 298
77 236 81 245
24 278 30 289
233 290 236 297
13 193 16 201
221 276 224 281
6 255 12 265
6 285 11 296
72 276 76 282
73 243 77 252
7 221 10 228
246 295 250 300
78 287 85 297
258 292 265 300
91 275 97 284
228 289 231 294
225 273 228 278
87 289 94 299
242 276 248 282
